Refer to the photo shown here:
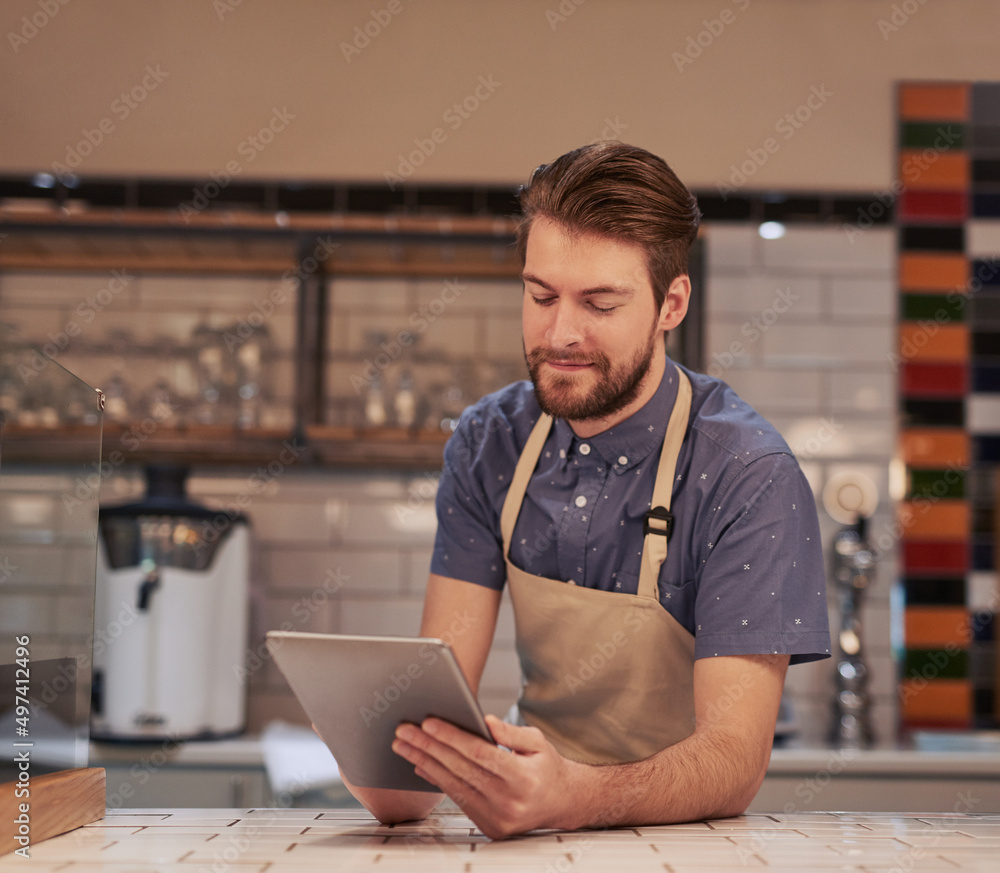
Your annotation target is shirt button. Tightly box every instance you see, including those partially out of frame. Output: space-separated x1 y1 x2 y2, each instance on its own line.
575 495 587 508
579 443 591 455
618 455 628 466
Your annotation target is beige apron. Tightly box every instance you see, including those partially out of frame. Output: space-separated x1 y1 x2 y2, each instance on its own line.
500 368 696 765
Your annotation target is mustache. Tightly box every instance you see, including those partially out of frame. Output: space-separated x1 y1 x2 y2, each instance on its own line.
526 347 608 367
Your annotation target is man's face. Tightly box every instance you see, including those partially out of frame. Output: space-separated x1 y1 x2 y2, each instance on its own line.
521 218 666 430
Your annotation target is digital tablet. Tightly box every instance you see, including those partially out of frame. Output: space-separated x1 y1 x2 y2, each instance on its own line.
265 631 495 792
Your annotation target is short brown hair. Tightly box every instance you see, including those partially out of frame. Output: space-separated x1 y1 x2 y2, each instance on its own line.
515 142 701 310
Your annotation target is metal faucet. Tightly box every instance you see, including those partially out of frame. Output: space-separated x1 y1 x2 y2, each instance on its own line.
828 516 875 749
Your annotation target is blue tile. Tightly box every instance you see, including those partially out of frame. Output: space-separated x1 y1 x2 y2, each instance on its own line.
972 541 994 571
974 435 1000 461
973 193 1000 217
972 365 1000 391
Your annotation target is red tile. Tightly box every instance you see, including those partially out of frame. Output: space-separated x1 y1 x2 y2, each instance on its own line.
901 362 967 397
902 540 968 574
897 190 967 222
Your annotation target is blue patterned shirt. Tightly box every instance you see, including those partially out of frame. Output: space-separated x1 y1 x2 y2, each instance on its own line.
431 361 831 664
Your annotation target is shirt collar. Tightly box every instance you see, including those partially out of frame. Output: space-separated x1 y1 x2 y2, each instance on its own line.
550 361 681 474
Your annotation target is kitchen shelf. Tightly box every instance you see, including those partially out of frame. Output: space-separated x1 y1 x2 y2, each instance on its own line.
0 203 516 472
0 205 520 277
1 423 450 470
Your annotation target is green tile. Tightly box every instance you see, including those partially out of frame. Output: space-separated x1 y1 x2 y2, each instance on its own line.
905 648 969 680
908 468 966 499
900 122 966 150
901 293 966 322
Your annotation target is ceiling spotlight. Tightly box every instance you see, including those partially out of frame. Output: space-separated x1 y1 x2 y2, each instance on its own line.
758 221 786 240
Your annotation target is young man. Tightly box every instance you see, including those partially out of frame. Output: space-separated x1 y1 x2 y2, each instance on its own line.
344 142 830 839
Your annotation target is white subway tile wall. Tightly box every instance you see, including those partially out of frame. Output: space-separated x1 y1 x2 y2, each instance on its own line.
1 224 899 748
705 224 898 747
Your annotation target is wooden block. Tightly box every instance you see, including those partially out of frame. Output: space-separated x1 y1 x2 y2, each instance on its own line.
1 768 105 858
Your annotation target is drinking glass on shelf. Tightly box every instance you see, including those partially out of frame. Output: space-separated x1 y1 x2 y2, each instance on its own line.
191 324 232 426
102 372 131 425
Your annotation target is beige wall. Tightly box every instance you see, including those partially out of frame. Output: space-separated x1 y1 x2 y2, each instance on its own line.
3 0 1000 190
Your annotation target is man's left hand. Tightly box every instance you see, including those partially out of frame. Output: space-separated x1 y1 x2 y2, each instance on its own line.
392 714 585 839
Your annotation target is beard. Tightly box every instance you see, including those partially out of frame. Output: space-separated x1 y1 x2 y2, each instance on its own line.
525 326 659 423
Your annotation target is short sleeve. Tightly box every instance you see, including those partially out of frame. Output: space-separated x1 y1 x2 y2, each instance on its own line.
692 453 831 664
429 409 509 590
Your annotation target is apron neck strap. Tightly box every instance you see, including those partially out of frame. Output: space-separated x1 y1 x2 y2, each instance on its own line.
637 367 692 600
501 412 553 551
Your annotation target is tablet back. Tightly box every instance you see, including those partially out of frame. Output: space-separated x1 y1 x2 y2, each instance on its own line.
265 631 493 792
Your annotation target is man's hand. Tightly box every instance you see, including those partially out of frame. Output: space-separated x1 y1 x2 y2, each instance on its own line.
391 714 587 840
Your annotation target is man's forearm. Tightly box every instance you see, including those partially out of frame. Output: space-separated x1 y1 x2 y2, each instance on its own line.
559 725 770 830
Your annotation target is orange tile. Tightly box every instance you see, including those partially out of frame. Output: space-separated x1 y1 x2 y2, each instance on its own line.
899 253 969 291
900 679 971 724
898 151 968 189
899 83 969 121
898 324 969 362
905 607 971 647
899 500 970 540
900 429 970 467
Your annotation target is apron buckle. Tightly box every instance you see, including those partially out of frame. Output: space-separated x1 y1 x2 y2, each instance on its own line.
643 505 674 539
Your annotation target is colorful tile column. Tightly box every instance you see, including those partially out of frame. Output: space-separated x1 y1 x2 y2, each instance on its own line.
897 81 1000 733
897 81 973 730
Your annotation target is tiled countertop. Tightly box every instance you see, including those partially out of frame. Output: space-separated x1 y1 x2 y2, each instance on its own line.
12 808 1000 872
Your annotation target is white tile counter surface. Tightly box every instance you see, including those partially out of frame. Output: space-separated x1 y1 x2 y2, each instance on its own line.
9 808 1000 872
